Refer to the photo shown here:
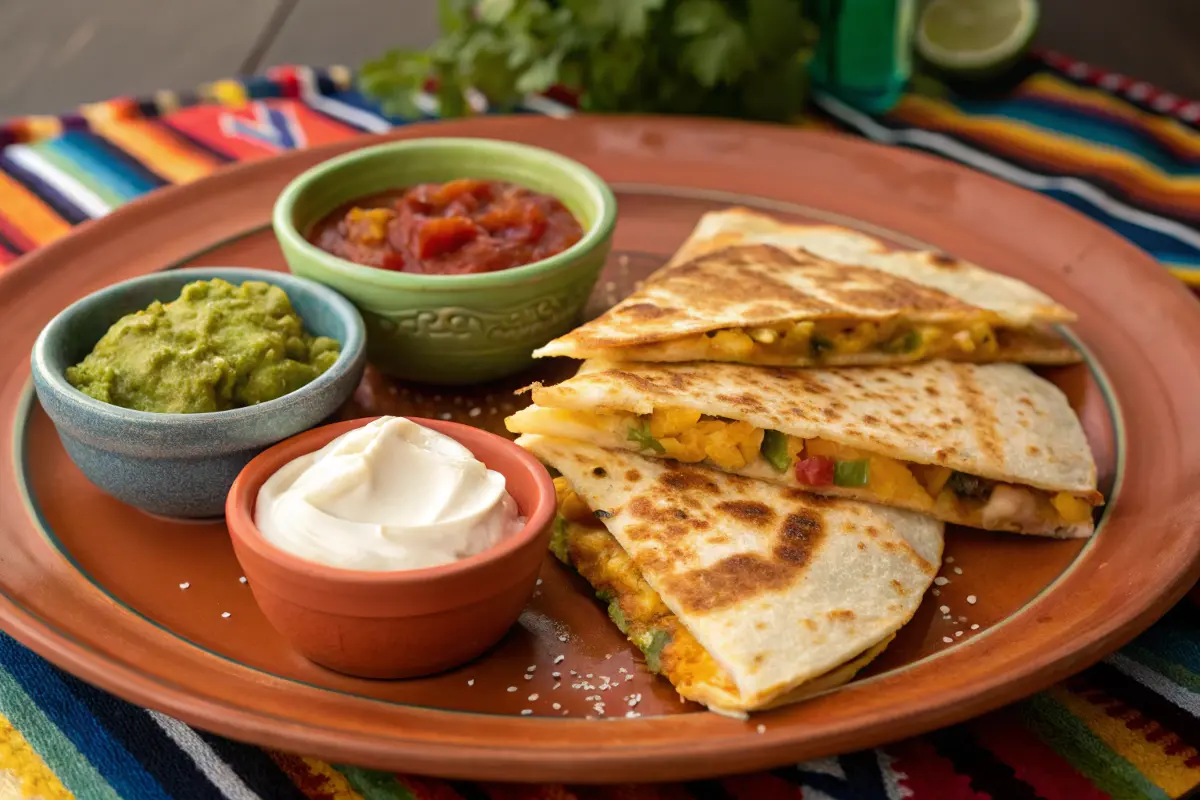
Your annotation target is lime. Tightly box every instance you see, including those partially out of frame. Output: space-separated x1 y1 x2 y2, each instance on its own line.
916 0 1040 79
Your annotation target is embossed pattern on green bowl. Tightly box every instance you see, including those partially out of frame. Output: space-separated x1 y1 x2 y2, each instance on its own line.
273 137 616 385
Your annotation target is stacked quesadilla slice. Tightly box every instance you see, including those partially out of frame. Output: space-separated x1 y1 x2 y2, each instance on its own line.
534 209 1080 368
508 206 1098 714
509 359 1102 538
522 435 944 715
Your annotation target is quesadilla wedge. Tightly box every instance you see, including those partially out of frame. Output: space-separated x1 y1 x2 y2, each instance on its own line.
520 434 943 715
507 360 1103 538
533 209 1080 367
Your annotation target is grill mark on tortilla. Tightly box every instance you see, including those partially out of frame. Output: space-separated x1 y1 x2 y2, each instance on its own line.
953 363 1005 467
659 468 721 494
664 508 826 614
618 302 675 320
716 501 777 527
811 262 977 312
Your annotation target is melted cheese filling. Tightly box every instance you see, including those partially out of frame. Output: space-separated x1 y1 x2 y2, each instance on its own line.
676 319 1000 363
547 409 1096 531
552 478 737 702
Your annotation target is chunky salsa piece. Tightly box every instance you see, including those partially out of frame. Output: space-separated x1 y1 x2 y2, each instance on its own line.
308 179 584 275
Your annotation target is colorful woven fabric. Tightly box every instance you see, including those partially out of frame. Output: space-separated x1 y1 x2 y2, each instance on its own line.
1 58 1199 799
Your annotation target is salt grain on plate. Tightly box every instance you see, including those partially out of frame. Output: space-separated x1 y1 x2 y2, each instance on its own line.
967 595 978 604
955 631 963 637
179 582 190 590
553 655 565 664
552 703 561 710
626 710 641 718
942 636 953 644
220 612 231 619
934 577 949 586
932 589 941 596
528 694 539 701
939 605 950 614
438 412 452 420
756 724 766 735
238 576 247 584
971 624 980 630
467 679 475 686
559 635 569 642
521 709 533 716
468 407 482 417
536 578 543 586
552 672 561 679
527 665 537 671
524 674 533 680
945 556 955 563
953 567 963 575
507 686 517 693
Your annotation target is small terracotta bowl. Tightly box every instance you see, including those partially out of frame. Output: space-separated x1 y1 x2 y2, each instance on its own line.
225 416 556 679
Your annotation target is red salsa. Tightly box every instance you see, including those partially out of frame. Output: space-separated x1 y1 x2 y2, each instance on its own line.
307 179 584 275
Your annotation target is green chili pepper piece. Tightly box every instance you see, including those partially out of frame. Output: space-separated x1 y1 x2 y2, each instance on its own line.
882 329 922 354
641 629 672 673
760 429 791 472
810 334 835 358
834 459 871 487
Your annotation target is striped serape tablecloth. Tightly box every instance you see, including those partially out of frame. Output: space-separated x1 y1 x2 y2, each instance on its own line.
1 54 1199 800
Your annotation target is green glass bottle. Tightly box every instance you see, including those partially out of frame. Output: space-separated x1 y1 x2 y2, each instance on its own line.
809 0 917 113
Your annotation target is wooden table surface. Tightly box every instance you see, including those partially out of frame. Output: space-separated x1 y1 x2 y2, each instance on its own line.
0 0 1197 118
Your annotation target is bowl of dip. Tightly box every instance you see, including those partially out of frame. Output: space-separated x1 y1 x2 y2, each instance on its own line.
272 137 617 385
225 415 556 679
31 267 367 519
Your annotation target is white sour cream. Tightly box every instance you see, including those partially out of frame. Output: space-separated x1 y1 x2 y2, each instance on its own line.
254 416 525 571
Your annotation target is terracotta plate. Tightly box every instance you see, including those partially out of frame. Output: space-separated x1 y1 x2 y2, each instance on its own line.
2 116 1199 783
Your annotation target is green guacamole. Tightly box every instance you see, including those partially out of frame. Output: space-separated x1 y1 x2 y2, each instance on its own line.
67 278 341 414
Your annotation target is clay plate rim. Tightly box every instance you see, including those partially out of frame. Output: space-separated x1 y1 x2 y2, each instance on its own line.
0 115 1198 782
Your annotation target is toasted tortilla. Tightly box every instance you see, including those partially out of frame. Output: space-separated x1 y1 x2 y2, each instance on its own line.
533 208 1079 365
522 434 943 713
508 360 1102 537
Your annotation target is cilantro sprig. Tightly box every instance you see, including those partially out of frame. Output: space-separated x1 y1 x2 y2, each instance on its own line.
359 0 818 122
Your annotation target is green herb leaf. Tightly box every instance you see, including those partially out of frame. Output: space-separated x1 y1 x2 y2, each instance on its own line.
760 430 792 472
627 421 666 454
746 0 807 62
834 459 871 487
674 0 752 88
477 0 516 25
437 0 471 33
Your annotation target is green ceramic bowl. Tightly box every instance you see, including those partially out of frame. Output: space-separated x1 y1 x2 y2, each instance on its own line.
273 138 616 385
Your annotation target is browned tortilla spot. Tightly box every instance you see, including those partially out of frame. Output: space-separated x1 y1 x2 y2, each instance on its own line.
715 500 777 527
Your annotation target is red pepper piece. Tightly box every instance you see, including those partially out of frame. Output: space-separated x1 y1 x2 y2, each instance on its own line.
795 456 835 486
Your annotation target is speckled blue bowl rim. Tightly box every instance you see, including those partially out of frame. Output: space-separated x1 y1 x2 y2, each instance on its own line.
272 137 618 293
31 266 367 427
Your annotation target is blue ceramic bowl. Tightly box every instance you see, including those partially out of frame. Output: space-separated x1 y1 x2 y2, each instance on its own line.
31 267 367 519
